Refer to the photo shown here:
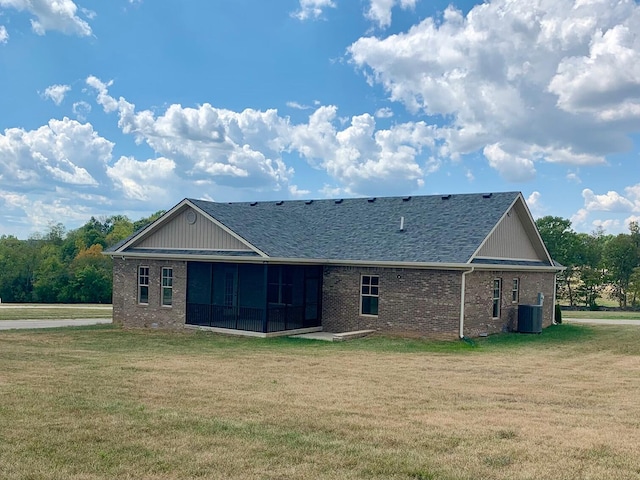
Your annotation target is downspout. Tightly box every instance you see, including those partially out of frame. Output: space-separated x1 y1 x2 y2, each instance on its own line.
552 273 558 324
459 266 475 339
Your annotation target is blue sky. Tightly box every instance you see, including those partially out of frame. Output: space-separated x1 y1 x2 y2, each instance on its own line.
0 0 639 238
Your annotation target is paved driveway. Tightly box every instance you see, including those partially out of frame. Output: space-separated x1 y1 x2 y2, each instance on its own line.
0 318 112 330
563 318 640 326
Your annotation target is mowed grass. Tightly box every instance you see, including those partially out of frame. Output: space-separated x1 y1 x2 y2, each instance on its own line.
0 304 112 321
1 325 639 479
562 310 640 320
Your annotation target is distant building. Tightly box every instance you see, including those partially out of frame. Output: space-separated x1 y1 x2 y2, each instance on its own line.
105 192 560 338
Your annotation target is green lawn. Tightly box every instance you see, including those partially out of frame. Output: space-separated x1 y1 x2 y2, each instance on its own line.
0 304 112 321
561 309 640 320
0 324 639 479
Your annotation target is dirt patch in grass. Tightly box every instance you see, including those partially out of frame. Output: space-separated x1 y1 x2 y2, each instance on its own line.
0 324 639 479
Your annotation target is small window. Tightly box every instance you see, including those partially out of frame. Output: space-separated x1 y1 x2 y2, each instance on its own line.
361 275 379 316
162 267 173 306
511 278 519 303
138 266 150 305
492 278 502 318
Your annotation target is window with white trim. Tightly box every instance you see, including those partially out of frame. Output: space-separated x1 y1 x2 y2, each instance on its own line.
492 278 502 318
511 278 519 303
361 275 379 316
162 267 173 306
138 266 150 304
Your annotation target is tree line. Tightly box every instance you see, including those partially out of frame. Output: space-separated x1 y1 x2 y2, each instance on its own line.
536 217 640 309
1 211 638 307
0 212 164 304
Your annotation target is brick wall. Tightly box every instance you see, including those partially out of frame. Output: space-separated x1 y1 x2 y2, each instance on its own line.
112 258 186 329
322 265 556 338
112 259 557 338
463 270 556 336
322 266 462 338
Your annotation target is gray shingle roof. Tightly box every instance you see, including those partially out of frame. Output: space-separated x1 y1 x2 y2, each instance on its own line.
189 192 521 264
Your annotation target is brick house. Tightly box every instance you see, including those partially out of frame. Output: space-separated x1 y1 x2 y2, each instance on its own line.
105 192 561 339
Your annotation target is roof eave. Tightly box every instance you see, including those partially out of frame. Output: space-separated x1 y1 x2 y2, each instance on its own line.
105 251 561 271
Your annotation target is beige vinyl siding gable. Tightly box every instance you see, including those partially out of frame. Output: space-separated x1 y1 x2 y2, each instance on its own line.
475 204 544 261
137 207 252 251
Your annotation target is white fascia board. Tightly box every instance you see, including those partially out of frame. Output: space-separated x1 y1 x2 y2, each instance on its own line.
113 199 191 253
467 194 519 263
106 251 562 272
112 198 268 258
185 200 268 258
515 192 554 265
467 193 553 266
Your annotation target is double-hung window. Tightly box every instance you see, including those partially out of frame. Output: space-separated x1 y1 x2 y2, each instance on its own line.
511 278 519 303
492 278 502 318
162 267 173 306
361 275 379 316
138 266 150 304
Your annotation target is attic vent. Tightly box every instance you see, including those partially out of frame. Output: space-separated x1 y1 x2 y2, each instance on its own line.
334 199 343 204
402 196 412 202
482 193 493 199
305 200 313 205
367 197 376 203
276 201 284 206
250 201 258 206
441 194 451 200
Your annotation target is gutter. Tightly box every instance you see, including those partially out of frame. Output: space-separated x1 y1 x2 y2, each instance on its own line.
103 251 561 272
459 266 475 339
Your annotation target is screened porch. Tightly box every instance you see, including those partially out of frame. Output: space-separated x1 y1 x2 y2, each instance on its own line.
186 262 322 333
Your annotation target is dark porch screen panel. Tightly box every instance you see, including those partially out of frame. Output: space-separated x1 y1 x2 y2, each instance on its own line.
237 264 265 308
186 262 322 332
187 262 212 304
186 262 213 326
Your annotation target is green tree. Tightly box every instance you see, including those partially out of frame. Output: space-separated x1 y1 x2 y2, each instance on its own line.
573 231 606 308
67 244 112 303
133 210 166 232
33 253 69 303
536 216 580 305
603 234 637 307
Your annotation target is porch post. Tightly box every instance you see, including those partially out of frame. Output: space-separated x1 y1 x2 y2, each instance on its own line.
262 264 268 333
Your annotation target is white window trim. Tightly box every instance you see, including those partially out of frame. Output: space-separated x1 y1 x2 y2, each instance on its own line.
511 278 519 304
492 278 502 319
161 267 173 307
138 265 150 305
360 274 379 317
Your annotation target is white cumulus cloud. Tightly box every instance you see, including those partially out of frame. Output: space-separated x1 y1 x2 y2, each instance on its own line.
366 0 417 28
291 105 434 194
292 0 335 20
349 0 640 181
0 25 8 43
0 117 113 189
42 84 71 105
582 188 635 212
107 156 176 201
0 0 92 36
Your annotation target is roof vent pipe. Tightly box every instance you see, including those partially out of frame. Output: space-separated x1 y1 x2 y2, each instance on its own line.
400 216 405 231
